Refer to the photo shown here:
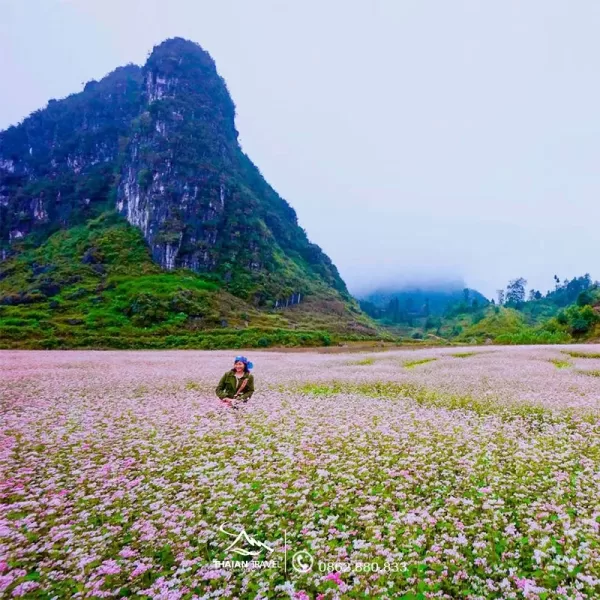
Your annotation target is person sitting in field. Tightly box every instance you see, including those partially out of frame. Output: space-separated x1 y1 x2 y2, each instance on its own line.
216 356 255 408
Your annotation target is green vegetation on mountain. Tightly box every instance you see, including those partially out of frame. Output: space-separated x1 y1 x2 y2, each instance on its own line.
0 38 378 349
0 212 377 349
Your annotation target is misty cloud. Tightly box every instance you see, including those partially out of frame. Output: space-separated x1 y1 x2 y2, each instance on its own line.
2 0 599 298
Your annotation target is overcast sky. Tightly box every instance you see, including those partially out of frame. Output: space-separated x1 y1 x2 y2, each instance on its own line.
2 0 599 298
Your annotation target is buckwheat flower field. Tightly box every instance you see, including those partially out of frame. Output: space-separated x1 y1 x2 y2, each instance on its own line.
2 345 600 600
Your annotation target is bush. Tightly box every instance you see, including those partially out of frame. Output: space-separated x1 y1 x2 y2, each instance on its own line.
542 317 566 334
40 337 62 349
451 325 463 336
577 290 595 307
561 304 600 335
123 292 170 326
495 330 570 345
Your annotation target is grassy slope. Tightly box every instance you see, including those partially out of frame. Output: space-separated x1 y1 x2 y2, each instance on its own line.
452 306 591 345
0 213 379 349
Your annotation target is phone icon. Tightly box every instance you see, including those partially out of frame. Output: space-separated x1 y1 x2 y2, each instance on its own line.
291 550 314 573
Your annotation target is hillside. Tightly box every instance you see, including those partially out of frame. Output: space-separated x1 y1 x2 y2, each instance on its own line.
357 277 600 345
0 38 377 348
359 283 488 333
0 212 379 349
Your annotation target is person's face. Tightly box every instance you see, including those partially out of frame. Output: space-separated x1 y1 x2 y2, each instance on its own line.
234 361 245 372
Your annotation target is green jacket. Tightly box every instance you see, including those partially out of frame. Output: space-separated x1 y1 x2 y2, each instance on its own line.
216 370 255 401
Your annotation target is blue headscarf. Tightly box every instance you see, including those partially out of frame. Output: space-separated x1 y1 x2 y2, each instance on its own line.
234 356 254 371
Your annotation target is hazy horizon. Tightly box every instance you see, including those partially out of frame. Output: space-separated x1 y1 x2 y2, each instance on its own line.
2 0 599 299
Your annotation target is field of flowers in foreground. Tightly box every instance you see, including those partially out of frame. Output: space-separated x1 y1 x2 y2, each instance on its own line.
2 345 600 599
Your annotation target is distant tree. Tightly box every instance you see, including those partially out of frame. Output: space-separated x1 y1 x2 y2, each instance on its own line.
506 277 527 307
534 290 542 300
546 274 593 307
359 300 383 319
463 288 470 305
405 297 414 327
496 289 505 306
424 316 436 330
386 297 401 323
560 304 600 335
577 290 595 307
471 310 485 325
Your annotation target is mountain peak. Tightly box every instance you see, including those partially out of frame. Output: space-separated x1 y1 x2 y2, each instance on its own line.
142 37 237 140
145 37 218 81
149 37 214 61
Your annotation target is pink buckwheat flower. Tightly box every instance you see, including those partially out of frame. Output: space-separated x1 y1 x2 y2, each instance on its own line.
324 571 344 586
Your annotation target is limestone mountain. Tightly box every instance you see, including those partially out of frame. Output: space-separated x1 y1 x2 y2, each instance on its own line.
0 38 347 302
0 38 375 348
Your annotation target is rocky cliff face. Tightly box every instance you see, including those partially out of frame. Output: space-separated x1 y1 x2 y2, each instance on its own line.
115 39 240 275
0 64 142 255
0 38 348 305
